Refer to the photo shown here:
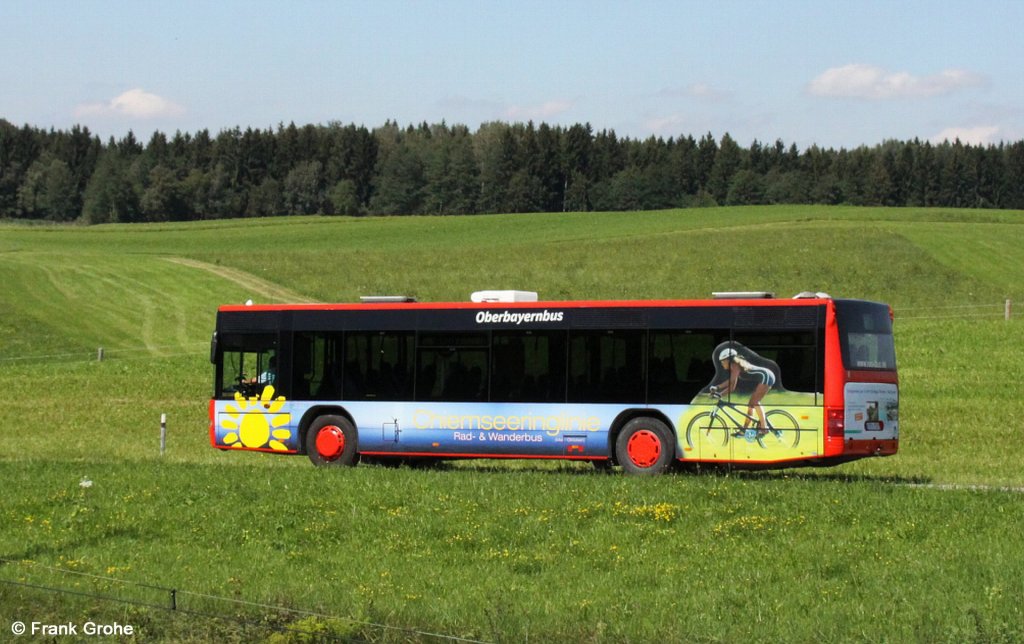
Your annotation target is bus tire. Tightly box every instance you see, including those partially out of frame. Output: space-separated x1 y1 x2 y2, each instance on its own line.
615 417 675 476
306 415 358 467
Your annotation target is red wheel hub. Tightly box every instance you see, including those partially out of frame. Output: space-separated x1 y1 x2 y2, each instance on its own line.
315 425 346 460
626 429 662 468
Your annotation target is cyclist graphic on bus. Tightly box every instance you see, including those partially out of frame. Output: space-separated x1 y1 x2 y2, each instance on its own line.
708 343 778 438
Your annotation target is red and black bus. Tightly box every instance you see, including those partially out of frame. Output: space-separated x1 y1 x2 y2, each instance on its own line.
209 291 898 474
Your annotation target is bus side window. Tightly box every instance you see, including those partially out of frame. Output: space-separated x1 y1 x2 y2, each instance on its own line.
416 332 488 402
292 333 323 400
567 330 645 404
491 331 567 403
732 330 820 396
647 331 722 403
345 331 414 401
290 332 344 401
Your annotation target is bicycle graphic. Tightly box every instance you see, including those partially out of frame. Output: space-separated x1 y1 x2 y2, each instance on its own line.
685 393 803 450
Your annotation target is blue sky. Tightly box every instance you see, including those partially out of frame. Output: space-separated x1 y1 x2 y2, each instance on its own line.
2 0 1022 149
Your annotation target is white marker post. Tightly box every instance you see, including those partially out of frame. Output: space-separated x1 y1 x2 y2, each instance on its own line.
160 414 167 455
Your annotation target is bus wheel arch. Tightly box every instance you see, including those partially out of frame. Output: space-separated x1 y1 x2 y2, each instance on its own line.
301 407 359 467
609 410 677 474
298 405 354 452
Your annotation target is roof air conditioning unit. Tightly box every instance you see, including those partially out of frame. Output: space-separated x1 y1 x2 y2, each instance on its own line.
712 291 775 299
470 290 539 303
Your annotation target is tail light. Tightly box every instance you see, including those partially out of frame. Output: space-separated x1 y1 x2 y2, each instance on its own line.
827 408 844 438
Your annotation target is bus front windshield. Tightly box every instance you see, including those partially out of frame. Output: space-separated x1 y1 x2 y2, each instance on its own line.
215 333 278 399
834 301 896 371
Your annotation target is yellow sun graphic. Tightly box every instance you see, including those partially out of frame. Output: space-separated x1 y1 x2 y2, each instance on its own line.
220 386 292 450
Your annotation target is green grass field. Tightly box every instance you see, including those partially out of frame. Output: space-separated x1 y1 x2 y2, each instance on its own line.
1 206 1023 642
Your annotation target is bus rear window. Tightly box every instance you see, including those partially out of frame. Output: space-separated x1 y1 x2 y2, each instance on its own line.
834 300 896 371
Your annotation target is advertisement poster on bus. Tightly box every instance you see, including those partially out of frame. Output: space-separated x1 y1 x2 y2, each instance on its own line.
843 383 899 441
678 341 823 463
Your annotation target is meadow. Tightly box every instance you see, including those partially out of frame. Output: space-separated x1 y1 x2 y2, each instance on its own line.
1 205 1023 642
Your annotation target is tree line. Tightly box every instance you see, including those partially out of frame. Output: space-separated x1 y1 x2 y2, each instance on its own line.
2 117 1023 223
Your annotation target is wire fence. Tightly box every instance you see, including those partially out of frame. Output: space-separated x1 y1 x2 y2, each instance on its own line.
0 557 491 643
0 342 208 365
893 299 1013 321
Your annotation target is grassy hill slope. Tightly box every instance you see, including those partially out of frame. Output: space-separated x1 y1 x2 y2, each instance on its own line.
1 205 1023 642
4 206 1021 308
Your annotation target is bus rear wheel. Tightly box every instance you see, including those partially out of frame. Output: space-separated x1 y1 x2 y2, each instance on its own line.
615 417 675 476
306 415 358 467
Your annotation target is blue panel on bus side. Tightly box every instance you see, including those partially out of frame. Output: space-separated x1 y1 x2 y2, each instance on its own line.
211 394 823 465
347 402 626 458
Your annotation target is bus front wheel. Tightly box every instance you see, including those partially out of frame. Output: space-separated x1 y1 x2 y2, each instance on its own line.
615 417 675 476
306 415 358 467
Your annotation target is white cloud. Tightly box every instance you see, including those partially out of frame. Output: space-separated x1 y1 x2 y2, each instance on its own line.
436 95 504 113
74 88 185 120
931 125 1000 145
687 83 724 100
655 83 731 102
644 114 688 136
807 64 986 99
505 100 573 121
